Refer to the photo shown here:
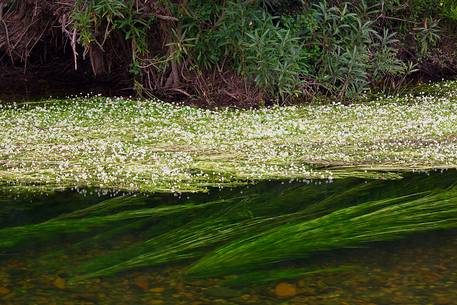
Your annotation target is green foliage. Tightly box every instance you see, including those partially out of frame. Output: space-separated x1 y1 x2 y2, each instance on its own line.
71 0 154 57
179 1 312 101
66 0 454 102
371 30 406 79
71 2 94 47
113 3 154 55
416 17 441 57
440 0 457 21
309 1 413 98
241 14 309 100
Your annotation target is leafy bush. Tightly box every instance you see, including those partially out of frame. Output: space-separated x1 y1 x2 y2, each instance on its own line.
62 0 452 103
308 1 413 98
178 1 312 101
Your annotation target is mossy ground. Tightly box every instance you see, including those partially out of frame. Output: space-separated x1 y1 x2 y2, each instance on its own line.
0 81 456 193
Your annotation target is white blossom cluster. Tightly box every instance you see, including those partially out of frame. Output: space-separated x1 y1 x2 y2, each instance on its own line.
0 81 456 193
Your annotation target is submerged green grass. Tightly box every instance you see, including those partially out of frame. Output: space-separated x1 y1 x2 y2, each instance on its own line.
1 171 456 284
188 189 457 277
1 81 457 192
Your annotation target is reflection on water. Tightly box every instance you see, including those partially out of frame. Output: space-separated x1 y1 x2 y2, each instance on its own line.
0 170 457 305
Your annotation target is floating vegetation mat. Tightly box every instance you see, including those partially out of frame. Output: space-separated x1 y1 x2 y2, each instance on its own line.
1 81 457 193
1 170 456 289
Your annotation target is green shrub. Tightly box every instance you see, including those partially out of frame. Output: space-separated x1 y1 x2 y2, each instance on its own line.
65 0 448 103
308 1 412 98
441 0 457 21
179 1 313 101
238 13 311 100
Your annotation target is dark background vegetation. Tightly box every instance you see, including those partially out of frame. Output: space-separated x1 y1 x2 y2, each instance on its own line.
1 0 457 105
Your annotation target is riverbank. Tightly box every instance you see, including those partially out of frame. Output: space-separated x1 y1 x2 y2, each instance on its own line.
1 82 457 193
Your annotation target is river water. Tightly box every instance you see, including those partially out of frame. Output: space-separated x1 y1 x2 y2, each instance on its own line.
1 170 456 305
